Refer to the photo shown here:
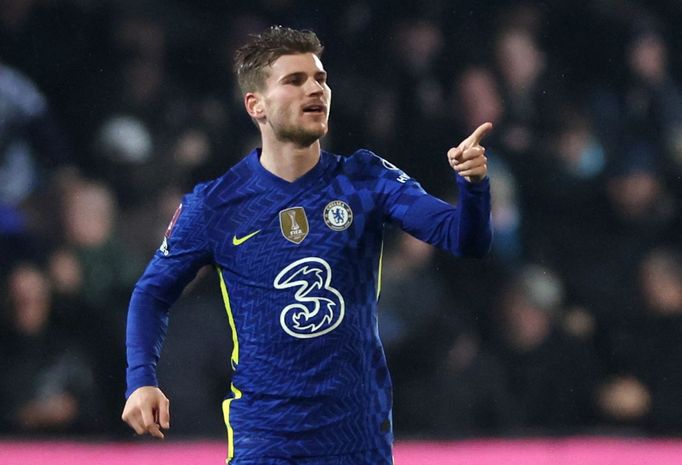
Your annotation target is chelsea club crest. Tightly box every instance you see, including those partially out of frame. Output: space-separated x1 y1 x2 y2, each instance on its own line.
323 200 353 231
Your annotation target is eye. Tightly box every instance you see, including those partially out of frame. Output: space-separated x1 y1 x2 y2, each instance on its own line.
286 75 305 86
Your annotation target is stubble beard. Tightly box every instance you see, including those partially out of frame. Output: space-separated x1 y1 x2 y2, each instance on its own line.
276 124 326 147
269 106 328 147
275 118 327 147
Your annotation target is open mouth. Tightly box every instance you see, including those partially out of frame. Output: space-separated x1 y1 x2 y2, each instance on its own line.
302 104 326 114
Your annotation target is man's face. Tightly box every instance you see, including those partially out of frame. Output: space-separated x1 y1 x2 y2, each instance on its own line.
257 53 331 146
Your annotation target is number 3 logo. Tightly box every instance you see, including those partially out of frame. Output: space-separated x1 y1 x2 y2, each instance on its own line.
273 257 345 339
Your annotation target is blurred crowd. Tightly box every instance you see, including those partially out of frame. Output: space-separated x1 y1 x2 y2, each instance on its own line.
1 0 681 440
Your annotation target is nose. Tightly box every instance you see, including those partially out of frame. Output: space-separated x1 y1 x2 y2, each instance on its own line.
305 77 325 95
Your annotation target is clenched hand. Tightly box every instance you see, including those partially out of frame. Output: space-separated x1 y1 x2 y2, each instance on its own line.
121 386 170 439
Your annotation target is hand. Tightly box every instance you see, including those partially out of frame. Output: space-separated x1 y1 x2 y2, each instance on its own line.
121 386 170 439
448 122 492 183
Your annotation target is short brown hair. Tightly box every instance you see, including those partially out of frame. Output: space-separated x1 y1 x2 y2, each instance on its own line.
233 26 324 94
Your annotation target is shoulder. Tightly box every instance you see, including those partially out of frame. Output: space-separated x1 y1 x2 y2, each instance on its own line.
188 154 254 206
344 148 388 168
182 178 216 209
338 149 410 181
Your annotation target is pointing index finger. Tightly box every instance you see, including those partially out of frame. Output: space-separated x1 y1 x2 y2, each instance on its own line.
468 122 493 146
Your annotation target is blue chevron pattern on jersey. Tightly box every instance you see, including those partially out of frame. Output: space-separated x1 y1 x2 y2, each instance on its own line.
125 148 492 460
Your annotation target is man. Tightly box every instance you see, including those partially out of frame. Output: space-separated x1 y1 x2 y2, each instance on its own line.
122 26 492 465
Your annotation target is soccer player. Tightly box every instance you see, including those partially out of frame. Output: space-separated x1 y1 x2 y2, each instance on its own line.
122 26 492 465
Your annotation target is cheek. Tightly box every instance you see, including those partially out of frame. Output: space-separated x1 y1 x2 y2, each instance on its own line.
276 94 298 113
265 100 289 122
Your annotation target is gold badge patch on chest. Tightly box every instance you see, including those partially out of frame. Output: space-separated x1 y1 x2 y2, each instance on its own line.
279 207 309 244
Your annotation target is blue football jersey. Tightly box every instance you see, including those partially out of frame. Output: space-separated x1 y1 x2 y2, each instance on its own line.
125 148 491 459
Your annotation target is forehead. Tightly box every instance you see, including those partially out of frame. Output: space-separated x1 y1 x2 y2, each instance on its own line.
268 53 325 79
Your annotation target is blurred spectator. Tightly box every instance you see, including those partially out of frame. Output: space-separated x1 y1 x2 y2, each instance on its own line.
453 66 523 266
56 176 141 327
0 62 69 207
605 146 675 236
0 263 98 434
118 186 185 259
493 264 599 432
52 176 137 421
378 18 452 194
379 230 449 381
0 0 104 132
493 25 562 163
523 107 611 286
48 248 86 302
542 108 607 202
45 244 129 434
92 6 224 209
453 66 505 137
591 20 682 195
0 62 71 272
593 146 679 316
624 25 682 176
597 247 682 434
415 313 520 438
486 157 523 267
379 230 514 437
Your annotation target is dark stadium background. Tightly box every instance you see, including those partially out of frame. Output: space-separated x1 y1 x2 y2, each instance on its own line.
1 0 681 463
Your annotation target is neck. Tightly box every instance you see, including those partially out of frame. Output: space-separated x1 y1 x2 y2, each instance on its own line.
259 135 321 182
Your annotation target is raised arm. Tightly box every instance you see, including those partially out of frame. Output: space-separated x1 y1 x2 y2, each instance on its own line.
373 123 493 257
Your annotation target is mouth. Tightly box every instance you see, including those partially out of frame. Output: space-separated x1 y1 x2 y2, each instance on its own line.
301 103 327 115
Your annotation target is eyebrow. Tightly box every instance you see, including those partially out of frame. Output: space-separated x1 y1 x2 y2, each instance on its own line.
278 70 327 82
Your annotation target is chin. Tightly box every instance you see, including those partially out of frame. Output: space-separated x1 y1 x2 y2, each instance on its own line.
280 126 327 146
297 134 324 147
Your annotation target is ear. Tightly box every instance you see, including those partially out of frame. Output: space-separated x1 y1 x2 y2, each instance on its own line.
245 92 265 119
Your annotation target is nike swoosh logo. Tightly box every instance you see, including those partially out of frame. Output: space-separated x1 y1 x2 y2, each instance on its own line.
232 230 261 246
